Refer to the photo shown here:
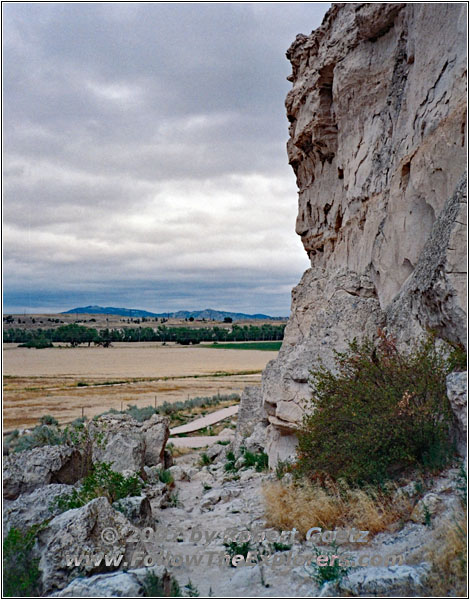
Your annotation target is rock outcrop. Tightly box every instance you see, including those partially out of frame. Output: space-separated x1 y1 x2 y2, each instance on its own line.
3 483 73 536
233 387 269 453
3 445 86 500
53 566 169 597
37 497 135 594
89 413 170 473
446 371 468 456
263 2 467 464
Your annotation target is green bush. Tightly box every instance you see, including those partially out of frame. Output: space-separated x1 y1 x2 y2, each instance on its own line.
199 453 212 466
296 334 456 485
142 571 182 597
241 449 269 472
223 541 252 566
309 543 350 586
13 424 64 453
53 462 142 511
39 415 59 426
156 468 174 485
3 526 42 597
18 337 53 349
224 451 237 472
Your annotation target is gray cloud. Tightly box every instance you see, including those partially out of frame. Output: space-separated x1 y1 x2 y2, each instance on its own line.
3 2 329 315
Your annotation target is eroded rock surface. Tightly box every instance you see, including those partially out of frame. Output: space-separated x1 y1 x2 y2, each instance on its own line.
3 445 86 500
88 413 170 473
446 371 468 456
37 497 135 594
263 2 467 463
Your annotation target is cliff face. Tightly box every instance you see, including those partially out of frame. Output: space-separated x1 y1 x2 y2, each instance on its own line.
263 3 467 464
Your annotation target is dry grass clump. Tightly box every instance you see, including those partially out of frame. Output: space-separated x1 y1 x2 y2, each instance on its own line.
422 511 467 596
262 479 413 538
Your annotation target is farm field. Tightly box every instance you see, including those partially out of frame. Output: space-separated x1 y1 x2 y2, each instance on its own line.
3 342 278 430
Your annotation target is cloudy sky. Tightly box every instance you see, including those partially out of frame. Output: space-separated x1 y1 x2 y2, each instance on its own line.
3 2 329 316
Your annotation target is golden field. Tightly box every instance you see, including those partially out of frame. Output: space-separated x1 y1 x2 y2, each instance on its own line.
3 342 277 430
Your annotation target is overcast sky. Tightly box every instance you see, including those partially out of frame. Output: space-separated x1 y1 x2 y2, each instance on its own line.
3 2 330 316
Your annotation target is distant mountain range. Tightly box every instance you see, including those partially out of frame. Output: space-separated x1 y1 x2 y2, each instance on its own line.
62 305 286 321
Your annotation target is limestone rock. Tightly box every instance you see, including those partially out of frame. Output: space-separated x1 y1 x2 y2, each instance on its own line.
3 483 73 536
233 386 268 453
446 371 467 456
141 414 170 467
112 495 153 526
88 414 145 474
321 563 430 596
261 2 467 464
410 493 442 524
3 445 86 500
242 422 267 454
204 443 227 462
37 497 134 594
52 566 168 597
169 464 190 481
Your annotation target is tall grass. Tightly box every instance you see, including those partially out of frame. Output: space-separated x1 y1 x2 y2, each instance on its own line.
262 479 413 537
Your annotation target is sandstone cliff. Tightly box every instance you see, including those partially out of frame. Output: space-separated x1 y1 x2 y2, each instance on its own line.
263 2 467 464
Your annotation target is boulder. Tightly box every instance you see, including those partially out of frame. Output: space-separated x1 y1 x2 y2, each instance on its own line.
446 371 467 456
52 566 169 597
3 483 73 536
88 414 145 474
168 465 190 482
320 563 431 596
141 414 170 467
233 386 268 453
112 495 153 526
3 445 86 500
37 497 134 594
411 493 442 524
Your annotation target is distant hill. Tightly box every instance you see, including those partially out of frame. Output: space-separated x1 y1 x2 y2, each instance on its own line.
62 305 286 321
63 305 159 318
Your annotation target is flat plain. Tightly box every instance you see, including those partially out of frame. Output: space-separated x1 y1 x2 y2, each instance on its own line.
3 342 278 430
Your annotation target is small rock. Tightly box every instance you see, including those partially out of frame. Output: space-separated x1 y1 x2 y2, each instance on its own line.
169 465 190 481
411 493 442 524
112 495 153 526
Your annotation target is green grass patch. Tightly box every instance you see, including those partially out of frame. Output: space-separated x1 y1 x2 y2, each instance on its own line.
201 342 282 351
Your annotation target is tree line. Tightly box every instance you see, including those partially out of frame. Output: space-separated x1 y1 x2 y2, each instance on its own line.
4 323 286 347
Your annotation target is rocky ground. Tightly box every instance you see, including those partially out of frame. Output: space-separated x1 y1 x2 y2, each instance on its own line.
3 411 466 597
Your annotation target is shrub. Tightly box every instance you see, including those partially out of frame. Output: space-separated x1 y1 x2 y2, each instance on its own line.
142 571 182 597
223 540 252 566
199 453 212 466
40 415 59 426
156 468 174 485
241 449 268 472
308 542 350 586
224 451 237 472
275 459 293 480
13 424 64 453
53 462 142 511
296 334 456 485
18 337 53 349
184 580 200 597
3 526 42 597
